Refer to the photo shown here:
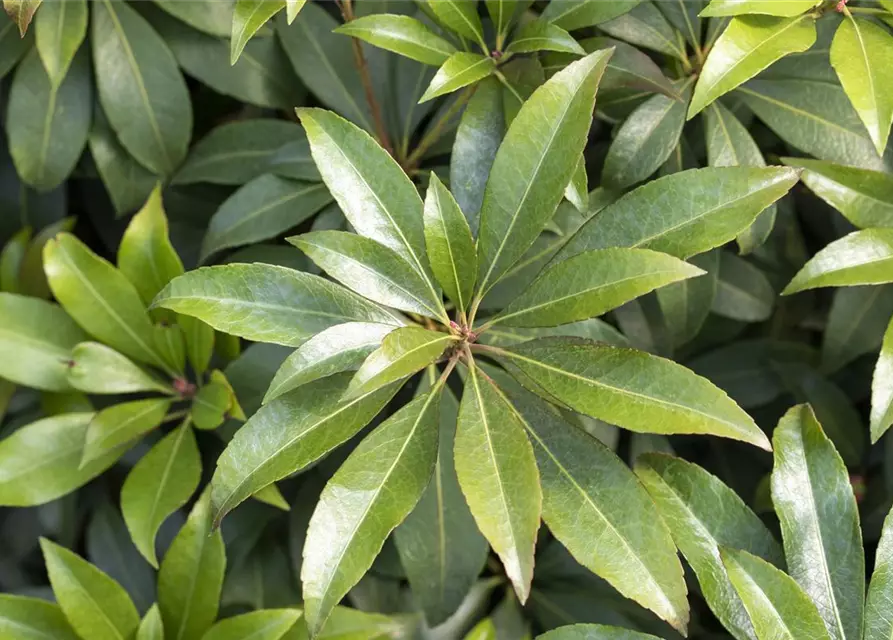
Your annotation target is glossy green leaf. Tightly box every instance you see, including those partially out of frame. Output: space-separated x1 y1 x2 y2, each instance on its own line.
428 0 484 43
711 251 774 322
556 167 799 261
455 362 541 602
541 0 642 31
152 0 233 37
492 248 703 328
566 36 679 99
656 250 719 347
0 413 124 506
509 390 688 633
67 342 172 395
34 0 86 84
700 0 819 17
866 506 893 640
475 49 611 299
231 0 283 64
335 14 455 66
302 390 440 635
505 20 584 55
44 233 170 372
830 15 893 155
122 421 201 567
4 0 41 35
152 264 398 347
0 594 79 640
421 52 496 102
599 2 686 60
770 404 864 640
202 177 330 262
202 609 302 640
290 230 447 322
179 315 214 377
211 373 399 524
872 316 893 443
603 89 687 190
689 14 816 118
635 454 784 640
158 489 226 640
494 337 770 448
345 327 455 400
537 623 662 639
720 547 832 640
136 605 164 640
6 48 91 191
0 293 87 391
92 0 192 175
783 228 893 294
83 398 171 466
41 537 140 640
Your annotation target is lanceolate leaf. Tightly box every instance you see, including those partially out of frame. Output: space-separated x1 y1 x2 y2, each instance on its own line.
0 595 79 640
688 14 817 118
830 15 893 156
508 391 689 634
720 547 833 640
656 250 719 347
599 2 686 60
556 167 799 261
428 0 483 43
700 0 819 17
67 342 172 395
202 609 302 640
491 248 704 328
302 390 441 635
711 251 774 322
83 398 171 466
210 374 400 524
4 0 41 36
783 229 893 294
537 625 662 640
40 538 140 640
34 0 86 84
541 0 641 31
635 454 784 640
771 404 864 640
504 20 585 55
475 50 612 299
865 506 893 640
334 14 456 66
455 362 541 603
872 316 893 443
152 264 399 346
493 337 770 449
136 605 164 640
420 52 496 102
230 0 284 64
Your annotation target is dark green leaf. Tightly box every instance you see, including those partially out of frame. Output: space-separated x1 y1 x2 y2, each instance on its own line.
537 623 662 639
865 505 893 640
231 0 283 64
711 251 774 322
428 0 484 44
504 20 584 55
152 0 233 37
0 18 29 79
599 2 686 60
656 251 719 347
541 0 642 31
0 594 79 640
335 14 456 66
872 316 893 443
823 285 893 372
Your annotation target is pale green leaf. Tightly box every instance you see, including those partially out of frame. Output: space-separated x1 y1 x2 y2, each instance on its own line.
428 0 484 44
865 505 893 640
335 14 456 66
136 605 164 640
537 623 662 639
700 0 820 17
231 0 284 64
872 315 893 443
783 228 893 294
0 594 79 640
34 0 86 84
421 52 496 102
83 398 171 466
202 609 302 640
67 342 172 395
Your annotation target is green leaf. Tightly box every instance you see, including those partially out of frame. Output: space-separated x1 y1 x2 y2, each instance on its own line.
656 250 719 347
0 594 79 640
423 174 477 313
556 167 799 261
158 488 226 640
0 226 30 293
122 421 201 567
40 537 140 640
420 52 496 102
0 18 29 79
211 373 399 524
783 228 893 294
541 0 642 31
179 314 214 377
394 376 488 626
720 547 832 640
0 293 87 391
44 233 170 372
494 337 771 449
83 398 171 466
152 264 398 347
34 0 86 84
6 48 91 191
286 0 304 23
657 0 702 48
152 0 233 37
537 623 662 639
599 2 686 60
602 90 687 190
711 251 774 322
700 0 820 17
119 186 184 306
16 216 75 299
831 15 893 156
3 0 41 35
67 342 171 395
873 316 893 443
92 0 192 175
428 0 484 44
492 248 703 328
866 506 893 640
202 609 302 640
173 120 317 186
345 327 455 400
455 362 541 602
335 14 456 66
290 230 447 322
508 391 689 633
136 605 164 640
465 619 497 640
689 14 816 118
302 390 440 635
504 20 585 55
635 454 783 640
0 413 124 506
823 285 893 372
475 49 612 299
202 177 331 262
231 0 284 64
297 108 433 281
770 404 864 640
782 157 893 229
564 154 589 213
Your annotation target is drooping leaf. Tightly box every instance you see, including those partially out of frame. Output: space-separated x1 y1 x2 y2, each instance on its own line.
783 228 893 294
302 390 440 635
494 337 770 448
230 0 284 64
82 398 171 466
334 14 456 66
40 538 140 640
202 609 302 640
420 52 496 102
0 594 79 640
67 342 172 396
152 264 399 347
770 404 864 640
34 0 86 84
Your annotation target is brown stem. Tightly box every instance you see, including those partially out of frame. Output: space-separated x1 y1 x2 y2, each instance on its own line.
339 0 394 156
